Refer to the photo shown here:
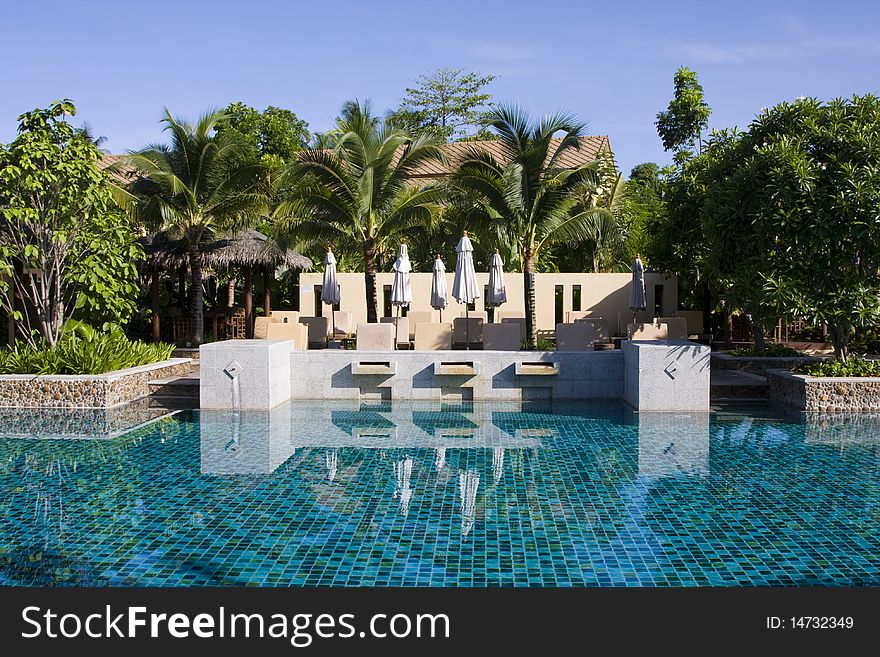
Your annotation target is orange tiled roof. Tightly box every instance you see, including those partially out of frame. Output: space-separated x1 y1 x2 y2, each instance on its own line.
101 135 612 182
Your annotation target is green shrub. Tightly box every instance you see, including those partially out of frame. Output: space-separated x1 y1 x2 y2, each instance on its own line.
0 322 174 375
795 358 880 377
729 344 802 357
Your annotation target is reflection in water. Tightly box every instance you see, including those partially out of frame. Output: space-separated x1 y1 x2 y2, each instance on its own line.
326 449 338 483
434 447 447 472
492 448 505 483
393 457 414 517
459 470 480 539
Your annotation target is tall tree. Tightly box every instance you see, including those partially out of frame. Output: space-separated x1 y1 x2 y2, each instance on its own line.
123 109 272 344
216 102 310 164
0 100 142 347
449 105 603 348
392 68 496 141
275 100 446 322
656 66 711 157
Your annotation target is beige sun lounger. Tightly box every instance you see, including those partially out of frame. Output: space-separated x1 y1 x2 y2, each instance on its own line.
500 317 527 342
380 316 411 349
406 311 433 339
654 317 688 340
573 317 610 343
414 322 453 350
618 310 651 336
253 316 279 339
299 316 329 348
556 322 597 351
453 317 484 347
483 323 522 350
460 310 488 324
266 321 308 350
628 322 669 340
356 322 396 351
271 310 300 325
331 310 354 338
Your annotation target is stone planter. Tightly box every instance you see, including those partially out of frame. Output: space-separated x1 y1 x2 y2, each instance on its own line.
767 368 880 411
712 353 816 377
0 358 192 409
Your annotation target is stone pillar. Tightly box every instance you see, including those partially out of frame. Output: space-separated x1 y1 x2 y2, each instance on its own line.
200 339 292 409
623 340 710 411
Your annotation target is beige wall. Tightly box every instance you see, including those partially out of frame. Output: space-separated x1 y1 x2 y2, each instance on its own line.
298 271 677 332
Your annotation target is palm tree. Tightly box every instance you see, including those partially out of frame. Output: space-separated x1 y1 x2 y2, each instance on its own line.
122 109 271 344
275 100 446 322
449 105 603 348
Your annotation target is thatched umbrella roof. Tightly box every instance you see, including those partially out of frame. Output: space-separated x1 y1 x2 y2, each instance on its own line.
138 229 312 272
201 229 312 271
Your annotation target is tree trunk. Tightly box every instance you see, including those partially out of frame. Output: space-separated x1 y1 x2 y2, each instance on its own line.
177 266 187 311
524 246 537 349
150 268 161 343
723 302 733 346
226 277 236 309
748 315 765 353
263 265 271 317
243 266 254 338
363 239 379 323
830 322 850 362
189 248 204 345
702 277 711 340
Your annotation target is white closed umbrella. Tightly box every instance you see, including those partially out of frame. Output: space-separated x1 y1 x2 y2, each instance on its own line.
322 249 341 343
452 232 480 349
430 255 448 321
390 243 412 346
629 256 647 323
486 250 507 308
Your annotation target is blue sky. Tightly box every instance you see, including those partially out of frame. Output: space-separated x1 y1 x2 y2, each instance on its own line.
2 0 878 175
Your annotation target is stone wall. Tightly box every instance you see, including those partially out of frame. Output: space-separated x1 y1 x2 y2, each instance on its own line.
287 349 625 402
0 359 192 409
768 369 880 411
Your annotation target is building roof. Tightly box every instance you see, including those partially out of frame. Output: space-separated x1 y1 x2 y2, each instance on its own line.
406 136 612 179
100 136 612 182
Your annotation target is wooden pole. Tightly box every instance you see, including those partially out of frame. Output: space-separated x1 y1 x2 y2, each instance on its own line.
244 265 253 338
263 265 271 317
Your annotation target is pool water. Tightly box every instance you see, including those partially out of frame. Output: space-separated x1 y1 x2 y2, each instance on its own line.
0 400 878 586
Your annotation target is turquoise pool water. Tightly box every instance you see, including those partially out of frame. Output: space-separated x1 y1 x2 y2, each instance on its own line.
0 401 877 586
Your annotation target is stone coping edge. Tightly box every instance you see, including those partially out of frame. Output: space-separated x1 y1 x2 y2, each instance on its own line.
767 368 880 384
0 358 192 383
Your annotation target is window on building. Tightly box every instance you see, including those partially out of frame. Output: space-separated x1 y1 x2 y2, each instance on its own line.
654 284 664 318
555 285 564 326
383 285 392 318
572 285 582 312
314 285 323 317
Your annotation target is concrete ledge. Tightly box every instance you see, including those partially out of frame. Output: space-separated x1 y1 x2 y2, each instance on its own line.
768 368 880 411
433 361 481 376
351 361 397 375
515 361 560 376
0 358 193 408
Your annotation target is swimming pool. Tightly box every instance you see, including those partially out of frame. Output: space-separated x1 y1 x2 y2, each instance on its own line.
0 400 877 586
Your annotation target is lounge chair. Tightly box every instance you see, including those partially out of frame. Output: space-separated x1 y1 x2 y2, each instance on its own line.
266 321 306 350
331 310 354 339
356 323 396 351
406 311 433 339
299 316 329 349
574 317 610 343
460 310 488 324
500 317 527 342
556 322 597 351
253 316 279 339
566 310 601 323
380 316 411 349
414 322 452 350
483 323 521 350
628 322 669 340
617 310 651 336
654 317 688 339
271 310 300 325
453 317 484 348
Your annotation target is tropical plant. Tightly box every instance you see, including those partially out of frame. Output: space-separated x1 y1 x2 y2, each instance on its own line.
275 100 446 322
121 108 272 344
215 102 310 165
391 68 496 141
0 322 174 375
795 358 880 378
656 66 711 157
448 105 602 348
0 101 142 347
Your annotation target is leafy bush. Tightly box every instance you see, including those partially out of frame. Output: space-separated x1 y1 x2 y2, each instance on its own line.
0 322 174 375
795 358 880 377
729 344 802 357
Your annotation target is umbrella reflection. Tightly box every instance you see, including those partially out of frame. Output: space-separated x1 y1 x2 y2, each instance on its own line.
393 457 414 517
458 470 480 538
326 449 338 483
